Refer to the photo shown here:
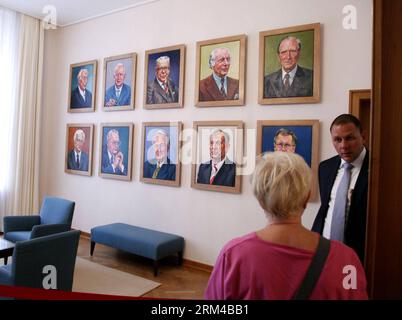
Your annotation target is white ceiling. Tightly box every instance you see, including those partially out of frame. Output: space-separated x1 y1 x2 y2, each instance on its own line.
0 0 159 27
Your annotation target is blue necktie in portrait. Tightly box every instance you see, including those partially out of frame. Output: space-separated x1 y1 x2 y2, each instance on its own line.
76 154 80 168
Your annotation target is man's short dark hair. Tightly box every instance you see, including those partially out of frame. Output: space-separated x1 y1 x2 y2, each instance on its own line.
274 128 298 145
330 114 363 133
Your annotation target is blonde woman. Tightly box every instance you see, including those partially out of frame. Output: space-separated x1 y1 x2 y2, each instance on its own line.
205 152 367 299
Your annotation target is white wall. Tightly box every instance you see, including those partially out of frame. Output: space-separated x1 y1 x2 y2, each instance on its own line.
40 0 372 265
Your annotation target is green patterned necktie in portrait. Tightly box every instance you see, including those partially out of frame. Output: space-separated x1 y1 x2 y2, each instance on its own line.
152 165 161 179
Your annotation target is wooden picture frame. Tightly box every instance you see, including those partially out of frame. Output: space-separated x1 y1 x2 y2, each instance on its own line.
259 23 321 105
65 124 94 176
195 34 246 107
99 123 134 181
256 120 319 201
140 122 182 187
191 121 243 194
102 53 137 111
143 44 185 109
68 60 97 112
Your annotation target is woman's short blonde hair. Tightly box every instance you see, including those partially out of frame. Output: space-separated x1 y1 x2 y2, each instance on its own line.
251 152 312 218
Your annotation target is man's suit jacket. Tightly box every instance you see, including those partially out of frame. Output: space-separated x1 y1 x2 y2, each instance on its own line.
146 78 178 104
101 147 126 175
70 87 92 108
104 83 131 106
264 65 313 98
312 152 369 262
143 158 176 181
67 150 89 171
199 75 239 101
197 160 236 187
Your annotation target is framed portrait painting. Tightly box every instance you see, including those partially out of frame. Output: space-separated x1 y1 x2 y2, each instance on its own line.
68 60 97 112
259 23 321 105
140 122 182 187
65 124 94 176
143 44 185 109
99 123 133 181
195 34 246 107
102 53 137 111
256 120 319 200
191 121 243 194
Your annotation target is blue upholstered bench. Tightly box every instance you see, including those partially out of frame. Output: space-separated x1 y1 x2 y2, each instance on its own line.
90 223 184 276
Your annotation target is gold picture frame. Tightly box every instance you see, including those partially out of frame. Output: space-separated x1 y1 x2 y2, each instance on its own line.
191 120 243 194
259 23 321 105
140 122 182 187
102 53 137 111
143 44 185 109
99 123 134 181
256 119 320 201
68 60 97 112
65 123 94 176
195 34 246 107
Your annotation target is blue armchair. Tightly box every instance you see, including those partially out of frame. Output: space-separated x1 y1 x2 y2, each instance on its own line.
3 197 75 243
0 230 80 293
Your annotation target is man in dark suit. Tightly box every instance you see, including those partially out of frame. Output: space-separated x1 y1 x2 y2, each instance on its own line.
264 36 313 98
101 129 126 175
199 47 239 101
146 56 178 105
104 63 131 107
67 129 89 171
70 68 92 108
312 114 368 262
143 129 176 180
197 129 236 187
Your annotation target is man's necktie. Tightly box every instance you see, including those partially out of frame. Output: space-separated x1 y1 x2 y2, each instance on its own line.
110 155 115 165
76 154 80 168
210 164 218 184
116 89 121 98
163 82 169 94
330 163 354 242
220 78 227 98
152 165 161 179
283 73 290 92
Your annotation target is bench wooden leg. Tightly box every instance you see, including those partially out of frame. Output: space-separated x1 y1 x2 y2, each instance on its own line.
153 260 159 277
90 241 96 256
178 251 183 265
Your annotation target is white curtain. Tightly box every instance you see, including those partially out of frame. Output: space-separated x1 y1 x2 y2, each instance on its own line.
0 8 44 227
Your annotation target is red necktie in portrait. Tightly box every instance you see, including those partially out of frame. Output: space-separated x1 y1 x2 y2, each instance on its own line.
210 164 218 184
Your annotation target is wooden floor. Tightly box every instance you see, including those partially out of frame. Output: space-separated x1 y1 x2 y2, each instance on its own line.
77 236 211 299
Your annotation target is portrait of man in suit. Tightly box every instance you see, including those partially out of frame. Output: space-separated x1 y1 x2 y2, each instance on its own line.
65 124 93 176
199 47 239 102
264 36 313 99
70 68 93 108
67 129 89 172
143 129 176 181
101 129 127 176
197 129 235 187
146 56 178 105
104 63 131 107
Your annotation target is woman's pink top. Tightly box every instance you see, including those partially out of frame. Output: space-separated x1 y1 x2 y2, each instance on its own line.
205 232 368 300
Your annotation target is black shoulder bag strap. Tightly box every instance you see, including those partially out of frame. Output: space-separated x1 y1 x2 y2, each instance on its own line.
292 236 331 300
